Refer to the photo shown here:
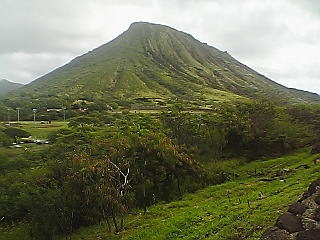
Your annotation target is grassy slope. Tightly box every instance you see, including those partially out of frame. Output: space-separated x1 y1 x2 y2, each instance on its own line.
64 149 320 240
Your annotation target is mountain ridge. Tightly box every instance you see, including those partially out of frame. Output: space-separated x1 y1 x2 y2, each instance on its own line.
0 79 23 96
3 22 320 109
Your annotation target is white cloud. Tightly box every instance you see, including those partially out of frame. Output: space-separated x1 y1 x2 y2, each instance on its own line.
0 52 73 84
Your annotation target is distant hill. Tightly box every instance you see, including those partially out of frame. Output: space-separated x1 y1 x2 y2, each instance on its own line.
0 79 23 96
3 22 320 110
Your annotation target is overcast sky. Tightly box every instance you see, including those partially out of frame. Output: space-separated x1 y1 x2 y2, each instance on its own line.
1 0 320 93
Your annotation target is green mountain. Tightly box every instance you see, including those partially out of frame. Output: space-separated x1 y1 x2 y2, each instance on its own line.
0 79 23 96
4 22 320 109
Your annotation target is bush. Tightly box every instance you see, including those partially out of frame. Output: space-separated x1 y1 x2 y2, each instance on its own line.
0 131 12 147
68 116 102 128
3 128 31 138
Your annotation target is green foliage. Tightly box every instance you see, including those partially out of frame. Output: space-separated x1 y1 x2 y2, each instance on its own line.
2 101 320 240
161 101 316 161
3 128 31 139
68 116 102 128
0 150 46 224
25 127 203 239
0 131 12 147
0 122 68 228
129 132 201 206
47 128 74 143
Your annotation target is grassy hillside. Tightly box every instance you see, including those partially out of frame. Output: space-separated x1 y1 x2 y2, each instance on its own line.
2 149 319 240
57 149 320 240
3 22 320 113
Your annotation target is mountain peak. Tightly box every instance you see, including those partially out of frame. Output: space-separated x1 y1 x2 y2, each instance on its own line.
129 21 169 28
127 21 179 34
129 21 154 27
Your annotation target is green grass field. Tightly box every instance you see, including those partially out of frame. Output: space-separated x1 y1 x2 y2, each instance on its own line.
0 121 68 158
62 149 320 240
0 121 68 157
1 121 68 139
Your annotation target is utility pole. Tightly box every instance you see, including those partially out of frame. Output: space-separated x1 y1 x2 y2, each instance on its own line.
32 108 37 122
16 108 21 122
7 108 10 125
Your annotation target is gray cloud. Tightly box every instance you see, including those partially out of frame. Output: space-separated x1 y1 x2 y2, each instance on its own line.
292 0 320 15
0 0 319 93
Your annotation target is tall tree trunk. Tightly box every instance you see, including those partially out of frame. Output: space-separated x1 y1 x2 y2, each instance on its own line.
143 187 147 213
112 213 119 232
120 214 124 230
177 175 182 198
106 218 111 232
103 209 111 232
69 211 74 240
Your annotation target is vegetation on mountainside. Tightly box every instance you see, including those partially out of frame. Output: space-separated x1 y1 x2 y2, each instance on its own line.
1 101 320 240
2 22 320 119
0 80 23 97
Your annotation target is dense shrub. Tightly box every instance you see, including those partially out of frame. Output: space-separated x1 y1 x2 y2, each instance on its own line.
3 127 31 138
0 131 12 147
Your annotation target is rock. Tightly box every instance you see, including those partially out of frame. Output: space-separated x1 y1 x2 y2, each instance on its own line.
289 232 299 239
314 208 320 221
303 209 315 219
289 202 308 216
301 218 319 230
315 195 320 205
297 229 320 240
295 164 310 169
299 192 311 202
261 179 320 239
276 212 304 233
308 179 320 195
260 227 291 240
303 198 319 210
259 178 274 182
314 159 320 165
311 143 320 154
